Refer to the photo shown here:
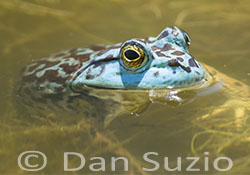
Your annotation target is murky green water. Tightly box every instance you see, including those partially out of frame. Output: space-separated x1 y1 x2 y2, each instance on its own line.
0 0 250 174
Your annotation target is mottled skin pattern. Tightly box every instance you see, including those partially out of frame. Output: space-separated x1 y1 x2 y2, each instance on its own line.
17 26 250 125
17 26 207 123
20 26 205 93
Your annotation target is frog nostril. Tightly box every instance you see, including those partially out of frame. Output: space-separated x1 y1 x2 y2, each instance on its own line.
175 41 181 46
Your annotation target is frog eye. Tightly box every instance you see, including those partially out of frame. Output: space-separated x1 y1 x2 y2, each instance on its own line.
121 45 145 68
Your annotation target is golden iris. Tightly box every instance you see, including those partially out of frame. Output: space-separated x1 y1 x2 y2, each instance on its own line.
121 45 144 68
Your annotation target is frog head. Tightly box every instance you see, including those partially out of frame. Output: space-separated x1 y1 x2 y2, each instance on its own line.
71 26 206 90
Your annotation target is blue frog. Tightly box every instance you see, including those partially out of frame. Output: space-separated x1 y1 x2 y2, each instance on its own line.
17 26 250 125
21 27 206 91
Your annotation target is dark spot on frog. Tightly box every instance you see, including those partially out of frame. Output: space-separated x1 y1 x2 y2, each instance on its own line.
43 61 61 69
168 59 179 67
181 66 191 73
168 59 191 73
152 46 160 51
67 53 91 62
154 71 159 77
173 71 176 74
86 63 105 80
59 63 81 74
116 72 121 75
177 57 184 62
39 70 68 84
171 51 185 55
152 44 174 53
162 43 174 51
86 73 94 80
28 60 61 72
23 68 67 84
156 51 166 57
188 57 199 68
158 31 169 40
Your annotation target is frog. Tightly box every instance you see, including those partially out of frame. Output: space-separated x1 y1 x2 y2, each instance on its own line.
17 26 250 126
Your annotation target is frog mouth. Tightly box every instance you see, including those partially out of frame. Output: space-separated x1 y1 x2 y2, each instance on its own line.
84 84 119 90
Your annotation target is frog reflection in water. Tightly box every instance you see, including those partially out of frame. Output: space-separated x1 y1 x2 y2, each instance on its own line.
18 26 250 126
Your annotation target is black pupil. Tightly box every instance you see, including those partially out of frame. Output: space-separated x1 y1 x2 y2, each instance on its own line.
125 50 140 60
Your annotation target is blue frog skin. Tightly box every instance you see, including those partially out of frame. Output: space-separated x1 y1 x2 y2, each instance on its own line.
20 26 206 92
73 27 206 90
17 26 250 125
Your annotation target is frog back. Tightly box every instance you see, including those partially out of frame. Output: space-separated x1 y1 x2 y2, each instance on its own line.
16 47 108 122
